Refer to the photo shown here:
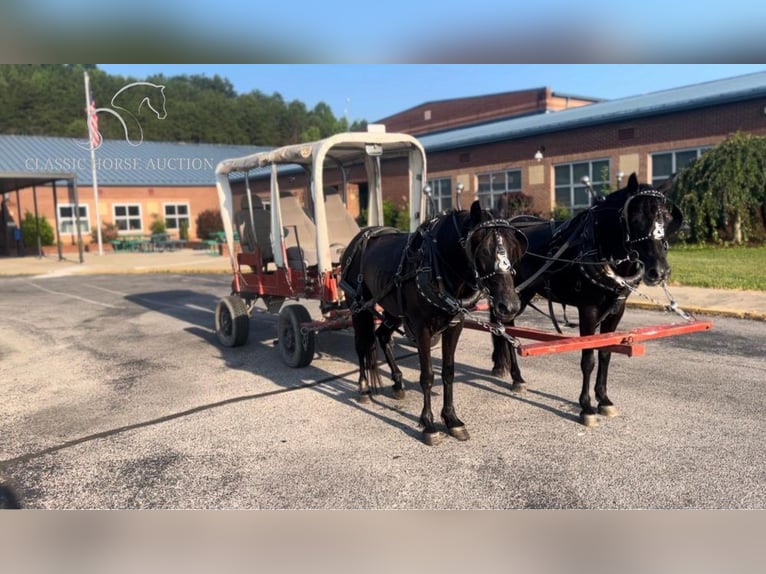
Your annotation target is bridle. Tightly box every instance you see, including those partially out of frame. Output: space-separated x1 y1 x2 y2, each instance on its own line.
460 217 520 282
619 188 671 256
417 211 524 314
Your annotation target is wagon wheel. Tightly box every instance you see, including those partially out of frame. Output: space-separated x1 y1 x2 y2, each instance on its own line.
215 296 250 347
277 304 315 368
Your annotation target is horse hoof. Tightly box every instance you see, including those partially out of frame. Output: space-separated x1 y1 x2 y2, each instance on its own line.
580 413 599 427
358 393 371 404
392 388 406 400
449 426 470 441
598 405 618 417
510 382 527 394
423 431 445 446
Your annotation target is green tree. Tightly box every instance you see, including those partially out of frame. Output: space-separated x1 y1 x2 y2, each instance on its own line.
195 209 223 240
0 65 357 146
670 132 766 244
20 210 54 246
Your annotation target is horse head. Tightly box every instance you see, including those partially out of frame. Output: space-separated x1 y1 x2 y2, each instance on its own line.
136 83 168 120
596 172 682 286
464 200 527 322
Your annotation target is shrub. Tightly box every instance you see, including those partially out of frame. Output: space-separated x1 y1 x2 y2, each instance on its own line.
92 222 119 243
356 201 410 231
551 205 571 220
179 220 189 241
150 217 167 234
20 210 54 246
195 209 223 240
505 192 536 217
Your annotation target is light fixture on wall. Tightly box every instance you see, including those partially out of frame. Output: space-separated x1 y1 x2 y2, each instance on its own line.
616 171 624 187
534 146 545 162
456 182 464 210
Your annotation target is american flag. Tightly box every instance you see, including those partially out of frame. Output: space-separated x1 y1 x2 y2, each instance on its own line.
88 94 101 149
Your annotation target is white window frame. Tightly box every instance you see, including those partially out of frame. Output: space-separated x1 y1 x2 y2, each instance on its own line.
57 203 90 234
427 177 452 213
476 169 522 211
163 202 190 231
651 147 712 187
554 159 610 212
114 203 143 232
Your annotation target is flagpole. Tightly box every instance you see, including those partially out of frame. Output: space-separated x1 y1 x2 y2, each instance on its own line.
84 71 104 255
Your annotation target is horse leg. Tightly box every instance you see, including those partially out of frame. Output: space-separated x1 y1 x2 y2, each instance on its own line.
594 305 626 417
441 322 469 441
490 314 526 391
352 310 381 403
577 307 600 427
414 327 441 446
376 312 406 400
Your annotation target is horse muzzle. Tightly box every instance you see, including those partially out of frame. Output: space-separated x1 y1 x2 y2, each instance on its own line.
644 263 671 286
493 297 521 323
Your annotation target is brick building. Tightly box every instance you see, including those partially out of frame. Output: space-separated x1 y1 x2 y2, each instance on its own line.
2 69 765 255
0 137 262 254
406 71 766 216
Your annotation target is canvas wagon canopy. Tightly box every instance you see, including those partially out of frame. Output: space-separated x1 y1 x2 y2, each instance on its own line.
214 128 428 274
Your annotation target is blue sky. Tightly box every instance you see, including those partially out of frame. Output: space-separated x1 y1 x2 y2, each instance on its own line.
98 64 766 123
6 1 766 65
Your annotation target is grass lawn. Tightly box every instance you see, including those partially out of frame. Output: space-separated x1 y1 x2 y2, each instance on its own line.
667 244 766 291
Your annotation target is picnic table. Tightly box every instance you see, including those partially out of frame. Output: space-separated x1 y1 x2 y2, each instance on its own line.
111 234 185 252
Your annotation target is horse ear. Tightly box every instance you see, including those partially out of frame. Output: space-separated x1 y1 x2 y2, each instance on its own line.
627 172 639 193
470 200 483 224
513 227 529 255
657 173 676 195
666 202 684 236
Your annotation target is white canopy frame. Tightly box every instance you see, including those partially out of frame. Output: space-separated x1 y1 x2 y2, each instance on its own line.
215 129 428 275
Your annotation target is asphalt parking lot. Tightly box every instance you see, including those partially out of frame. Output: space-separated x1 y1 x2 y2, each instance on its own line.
1 273 764 509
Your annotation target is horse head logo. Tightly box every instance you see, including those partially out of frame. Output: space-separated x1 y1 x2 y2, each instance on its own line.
80 82 167 150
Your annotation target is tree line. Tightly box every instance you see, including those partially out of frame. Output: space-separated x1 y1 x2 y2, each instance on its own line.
0 64 366 146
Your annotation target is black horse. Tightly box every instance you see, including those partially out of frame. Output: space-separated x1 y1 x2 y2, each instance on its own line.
341 200 527 445
490 173 683 426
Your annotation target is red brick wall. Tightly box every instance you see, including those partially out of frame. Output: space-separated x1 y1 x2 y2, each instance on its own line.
424 99 766 214
379 88 596 135
7 184 221 243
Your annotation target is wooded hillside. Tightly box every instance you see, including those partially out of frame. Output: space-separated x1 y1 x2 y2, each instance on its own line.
0 64 365 146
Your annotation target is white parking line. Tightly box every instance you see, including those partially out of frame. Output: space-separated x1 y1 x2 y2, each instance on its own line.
25 282 120 308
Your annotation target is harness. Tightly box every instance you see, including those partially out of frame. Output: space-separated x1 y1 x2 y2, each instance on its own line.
342 212 518 323
519 189 674 331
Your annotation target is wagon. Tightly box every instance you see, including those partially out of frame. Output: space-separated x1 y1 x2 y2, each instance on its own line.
212 127 428 367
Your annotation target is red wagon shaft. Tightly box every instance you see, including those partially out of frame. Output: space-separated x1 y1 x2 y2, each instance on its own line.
463 319 713 357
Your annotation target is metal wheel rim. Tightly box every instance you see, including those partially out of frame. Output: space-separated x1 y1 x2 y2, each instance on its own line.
281 323 296 353
220 306 233 336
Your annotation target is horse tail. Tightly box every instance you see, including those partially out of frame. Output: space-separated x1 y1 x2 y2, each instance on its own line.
352 309 382 396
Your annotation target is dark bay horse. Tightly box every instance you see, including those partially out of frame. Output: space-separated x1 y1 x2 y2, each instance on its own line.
490 173 683 426
341 201 527 445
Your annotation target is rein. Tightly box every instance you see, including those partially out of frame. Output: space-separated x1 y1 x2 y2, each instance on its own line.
523 188 670 296
418 212 518 315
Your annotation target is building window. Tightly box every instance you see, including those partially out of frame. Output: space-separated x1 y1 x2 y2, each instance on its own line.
427 177 452 213
554 159 610 212
477 169 522 211
651 147 711 187
114 204 142 232
57 204 90 234
164 203 190 231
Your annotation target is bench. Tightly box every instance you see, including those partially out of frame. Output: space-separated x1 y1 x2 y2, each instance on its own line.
150 233 185 252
